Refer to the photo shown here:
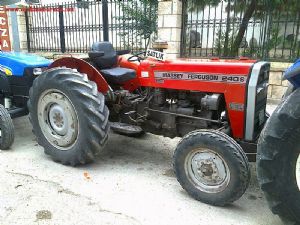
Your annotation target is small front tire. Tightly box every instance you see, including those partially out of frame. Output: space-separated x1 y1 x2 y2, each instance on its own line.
173 130 250 206
0 104 14 150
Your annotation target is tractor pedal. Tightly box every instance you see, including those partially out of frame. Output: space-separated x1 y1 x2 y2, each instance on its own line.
124 111 136 115
110 122 144 137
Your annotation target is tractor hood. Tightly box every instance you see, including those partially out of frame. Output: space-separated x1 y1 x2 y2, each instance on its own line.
0 52 52 76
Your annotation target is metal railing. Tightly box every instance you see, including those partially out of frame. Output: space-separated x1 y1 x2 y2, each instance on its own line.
25 0 158 53
181 0 300 62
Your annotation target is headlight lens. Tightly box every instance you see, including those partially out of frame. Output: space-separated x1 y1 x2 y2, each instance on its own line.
33 67 48 76
33 68 43 75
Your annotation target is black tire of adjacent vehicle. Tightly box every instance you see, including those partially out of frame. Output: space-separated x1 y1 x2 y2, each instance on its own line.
28 67 109 166
173 130 250 206
257 89 300 224
0 104 14 150
283 83 295 100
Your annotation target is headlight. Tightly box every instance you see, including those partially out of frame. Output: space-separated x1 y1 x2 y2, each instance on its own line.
33 67 45 76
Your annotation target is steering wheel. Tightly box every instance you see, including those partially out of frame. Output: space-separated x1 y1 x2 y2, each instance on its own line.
127 51 147 62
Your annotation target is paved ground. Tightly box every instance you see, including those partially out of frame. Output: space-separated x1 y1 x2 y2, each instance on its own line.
0 105 282 225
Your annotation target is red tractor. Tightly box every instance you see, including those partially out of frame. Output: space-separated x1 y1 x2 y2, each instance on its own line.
28 42 270 206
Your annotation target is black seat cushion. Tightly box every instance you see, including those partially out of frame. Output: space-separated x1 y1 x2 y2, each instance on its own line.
100 67 136 84
91 42 117 69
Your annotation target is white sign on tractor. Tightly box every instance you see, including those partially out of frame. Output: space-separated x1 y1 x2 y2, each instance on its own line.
146 49 166 61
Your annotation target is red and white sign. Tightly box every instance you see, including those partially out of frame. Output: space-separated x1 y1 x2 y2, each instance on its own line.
0 7 11 51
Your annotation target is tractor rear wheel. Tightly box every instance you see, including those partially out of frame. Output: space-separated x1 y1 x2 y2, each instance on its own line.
28 67 109 166
173 130 250 206
257 88 300 224
0 104 14 150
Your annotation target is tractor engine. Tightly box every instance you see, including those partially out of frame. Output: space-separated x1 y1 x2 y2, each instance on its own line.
109 88 226 138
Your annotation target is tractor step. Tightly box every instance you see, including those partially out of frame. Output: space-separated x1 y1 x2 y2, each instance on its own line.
110 122 144 137
8 107 28 119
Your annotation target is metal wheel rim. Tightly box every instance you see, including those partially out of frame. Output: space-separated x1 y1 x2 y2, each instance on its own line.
37 89 79 151
184 148 231 193
296 153 300 191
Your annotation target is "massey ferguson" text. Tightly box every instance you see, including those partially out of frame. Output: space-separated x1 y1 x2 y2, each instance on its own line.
154 72 247 84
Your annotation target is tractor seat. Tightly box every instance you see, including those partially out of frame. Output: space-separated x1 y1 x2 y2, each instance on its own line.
100 67 136 84
89 42 136 85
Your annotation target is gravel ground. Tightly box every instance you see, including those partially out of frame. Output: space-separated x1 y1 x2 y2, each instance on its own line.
0 104 282 225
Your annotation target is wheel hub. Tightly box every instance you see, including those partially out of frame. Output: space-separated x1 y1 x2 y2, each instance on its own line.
38 90 79 150
199 163 214 177
49 104 68 135
186 149 230 193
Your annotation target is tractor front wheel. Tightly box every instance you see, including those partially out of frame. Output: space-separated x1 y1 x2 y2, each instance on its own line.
173 130 250 206
28 67 109 166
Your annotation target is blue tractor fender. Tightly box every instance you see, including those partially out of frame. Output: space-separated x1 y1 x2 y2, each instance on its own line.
284 59 300 88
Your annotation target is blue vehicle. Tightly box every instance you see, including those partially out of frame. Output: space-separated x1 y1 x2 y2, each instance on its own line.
0 51 51 149
0 0 50 149
0 52 51 113
257 60 300 225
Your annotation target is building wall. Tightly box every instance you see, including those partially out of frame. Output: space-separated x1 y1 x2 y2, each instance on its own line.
16 11 28 51
7 10 28 51
157 0 182 59
268 62 291 103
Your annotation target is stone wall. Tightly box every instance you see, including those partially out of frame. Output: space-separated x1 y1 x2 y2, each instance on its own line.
7 11 28 52
268 62 292 103
157 0 182 59
16 11 28 51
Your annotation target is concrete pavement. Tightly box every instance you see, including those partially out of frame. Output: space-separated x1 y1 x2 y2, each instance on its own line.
0 105 282 225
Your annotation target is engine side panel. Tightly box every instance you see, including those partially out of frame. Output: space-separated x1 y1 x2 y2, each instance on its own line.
119 57 257 139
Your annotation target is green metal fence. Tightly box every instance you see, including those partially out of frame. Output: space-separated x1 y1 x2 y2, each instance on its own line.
181 0 300 62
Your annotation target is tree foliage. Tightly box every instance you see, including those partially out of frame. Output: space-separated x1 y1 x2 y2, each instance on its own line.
116 0 158 49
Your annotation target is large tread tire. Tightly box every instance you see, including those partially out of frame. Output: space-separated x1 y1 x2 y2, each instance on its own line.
283 83 295 100
28 67 109 166
173 130 250 206
257 89 300 224
0 104 14 150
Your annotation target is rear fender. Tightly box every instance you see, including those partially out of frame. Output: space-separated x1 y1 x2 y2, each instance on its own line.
49 57 109 93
